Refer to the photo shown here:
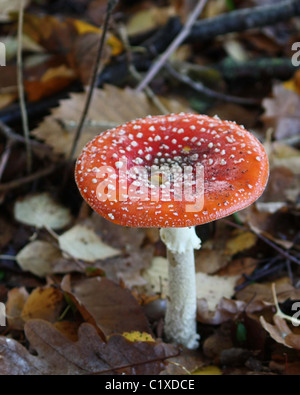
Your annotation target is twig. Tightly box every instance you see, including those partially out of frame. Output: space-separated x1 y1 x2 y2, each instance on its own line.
68 0 119 161
188 0 300 43
136 0 208 92
0 164 58 191
165 63 259 106
223 219 300 266
0 141 13 181
17 0 32 174
0 120 48 150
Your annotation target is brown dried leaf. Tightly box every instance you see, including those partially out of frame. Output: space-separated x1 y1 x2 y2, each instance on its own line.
196 273 239 312
21 286 65 323
160 349 205 375
236 279 300 311
262 83 300 140
260 315 294 348
16 241 62 277
6 287 29 330
85 213 147 250
197 297 247 325
31 85 192 158
0 319 176 375
62 277 152 339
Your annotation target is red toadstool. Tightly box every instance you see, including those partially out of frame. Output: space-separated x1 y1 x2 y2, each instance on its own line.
75 113 269 349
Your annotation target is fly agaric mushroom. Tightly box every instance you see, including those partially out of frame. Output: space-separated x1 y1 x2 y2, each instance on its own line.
75 113 269 349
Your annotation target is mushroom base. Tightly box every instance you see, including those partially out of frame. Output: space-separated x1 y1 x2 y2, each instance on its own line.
160 227 200 350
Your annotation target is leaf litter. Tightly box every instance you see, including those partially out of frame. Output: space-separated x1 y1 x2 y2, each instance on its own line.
0 0 300 376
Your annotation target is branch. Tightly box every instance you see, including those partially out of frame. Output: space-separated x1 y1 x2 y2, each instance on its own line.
0 163 58 191
136 0 208 92
188 0 300 42
165 63 259 105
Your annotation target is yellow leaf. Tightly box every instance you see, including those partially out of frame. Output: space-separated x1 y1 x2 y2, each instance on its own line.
225 231 257 256
41 65 76 83
283 70 300 95
71 19 123 56
72 19 102 35
192 366 222 375
122 331 155 343
21 287 65 323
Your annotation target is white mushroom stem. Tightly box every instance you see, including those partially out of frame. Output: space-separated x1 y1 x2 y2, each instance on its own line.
160 226 201 350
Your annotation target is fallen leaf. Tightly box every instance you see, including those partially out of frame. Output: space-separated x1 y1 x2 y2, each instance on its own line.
62 276 152 338
0 0 29 21
6 287 29 330
16 240 62 277
122 331 155 343
0 319 176 375
0 92 17 110
24 64 76 102
236 279 300 311
260 315 297 349
192 365 223 375
23 14 122 59
21 287 65 323
14 193 72 230
160 348 205 375
142 256 169 295
196 272 239 312
126 6 175 36
225 231 257 256
262 83 300 140
53 321 80 342
195 247 229 275
202 328 233 360
31 84 192 158
218 257 258 281
283 69 300 95
99 247 154 288
58 225 121 262
197 297 247 325
22 14 122 85
84 213 148 251
270 143 300 176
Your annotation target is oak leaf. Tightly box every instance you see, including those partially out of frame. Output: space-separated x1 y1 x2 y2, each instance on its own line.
0 319 175 375
31 85 192 157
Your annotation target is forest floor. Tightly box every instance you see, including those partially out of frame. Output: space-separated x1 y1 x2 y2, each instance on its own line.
0 0 300 375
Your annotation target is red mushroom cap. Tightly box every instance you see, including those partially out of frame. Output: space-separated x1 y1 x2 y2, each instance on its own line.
75 113 269 228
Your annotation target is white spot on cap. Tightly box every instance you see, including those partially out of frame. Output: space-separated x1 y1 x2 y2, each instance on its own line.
115 161 123 169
